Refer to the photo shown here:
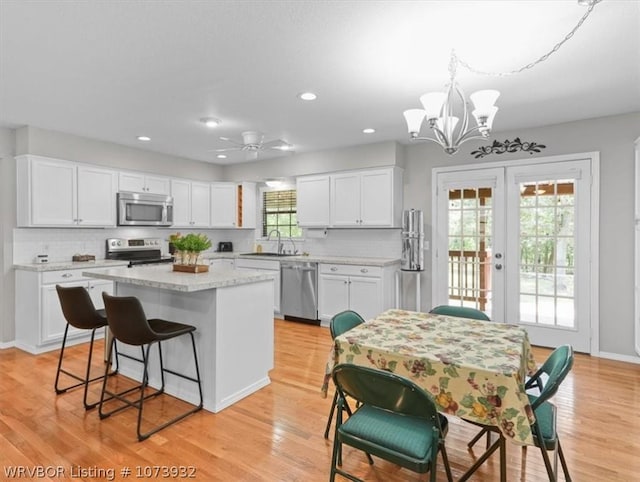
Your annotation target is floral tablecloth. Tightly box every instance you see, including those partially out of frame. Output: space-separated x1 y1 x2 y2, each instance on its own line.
324 309 538 445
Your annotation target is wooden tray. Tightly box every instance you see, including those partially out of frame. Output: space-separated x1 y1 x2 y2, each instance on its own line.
172 264 209 273
72 254 96 262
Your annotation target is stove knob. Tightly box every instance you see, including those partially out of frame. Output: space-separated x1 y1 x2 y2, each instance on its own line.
117 240 122 246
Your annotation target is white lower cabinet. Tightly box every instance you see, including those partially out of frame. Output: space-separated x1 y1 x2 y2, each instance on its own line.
15 268 114 354
234 258 280 314
318 263 397 322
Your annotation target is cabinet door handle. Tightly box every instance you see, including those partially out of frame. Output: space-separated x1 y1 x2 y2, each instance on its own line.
61 273 73 278
360 268 368 273
330 267 338 272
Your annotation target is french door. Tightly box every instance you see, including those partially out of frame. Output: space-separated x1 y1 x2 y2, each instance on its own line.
433 156 596 353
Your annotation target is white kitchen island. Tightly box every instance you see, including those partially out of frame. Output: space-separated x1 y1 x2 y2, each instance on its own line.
83 265 275 413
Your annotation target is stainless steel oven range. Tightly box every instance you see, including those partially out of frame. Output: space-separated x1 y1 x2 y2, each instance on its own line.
105 238 173 267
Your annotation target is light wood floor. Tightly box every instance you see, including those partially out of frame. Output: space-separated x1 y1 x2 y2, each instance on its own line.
1 319 640 481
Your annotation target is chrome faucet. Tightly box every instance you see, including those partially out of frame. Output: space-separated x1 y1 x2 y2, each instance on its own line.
267 229 282 254
288 237 298 255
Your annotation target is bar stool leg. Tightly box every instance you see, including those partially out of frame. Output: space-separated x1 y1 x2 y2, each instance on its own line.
136 334 203 441
55 324 119 410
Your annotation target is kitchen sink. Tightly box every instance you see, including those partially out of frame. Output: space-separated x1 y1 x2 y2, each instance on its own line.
240 252 298 257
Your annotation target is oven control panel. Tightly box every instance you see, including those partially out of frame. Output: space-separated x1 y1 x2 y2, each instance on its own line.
106 238 163 252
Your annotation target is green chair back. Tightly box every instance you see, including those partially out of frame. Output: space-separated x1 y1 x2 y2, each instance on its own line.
528 344 574 410
329 310 365 340
332 364 440 426
429 305 491 321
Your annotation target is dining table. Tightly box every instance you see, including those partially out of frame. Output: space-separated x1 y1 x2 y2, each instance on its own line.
323 308 538 481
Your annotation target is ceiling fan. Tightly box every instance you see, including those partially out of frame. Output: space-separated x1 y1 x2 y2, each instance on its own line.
213 131 294 160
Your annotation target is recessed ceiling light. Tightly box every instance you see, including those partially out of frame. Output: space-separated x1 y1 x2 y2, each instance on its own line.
137 136 151 142
362 128 376 134
273 144 293 151
216 154 227 159
201 117 221 128
298 92 317 101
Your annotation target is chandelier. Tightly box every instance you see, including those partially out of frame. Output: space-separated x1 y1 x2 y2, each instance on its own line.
403 0 601 156
403 52 498 155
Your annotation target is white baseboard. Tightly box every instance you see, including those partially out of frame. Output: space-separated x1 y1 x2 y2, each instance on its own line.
0 340 16 350
597 351 640 365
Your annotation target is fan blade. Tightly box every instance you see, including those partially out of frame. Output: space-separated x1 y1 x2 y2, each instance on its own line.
208 146 243 152
261 139 288 149
219 136 246 147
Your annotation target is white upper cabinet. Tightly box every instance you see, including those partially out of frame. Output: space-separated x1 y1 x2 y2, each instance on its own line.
210 182 237 228
77 165 118 226
296 175 330 227
330 167 403 228
17 155 117 227
330 172 361 227
119 172 170 194
171 179 211 228
211 181 256 229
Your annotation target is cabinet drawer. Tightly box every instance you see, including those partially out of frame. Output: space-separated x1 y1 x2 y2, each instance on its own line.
235 258 280 270
41 270 88 284
319 264 381 278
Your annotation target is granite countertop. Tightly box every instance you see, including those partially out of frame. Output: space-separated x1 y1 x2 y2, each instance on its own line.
234 253 401 267
83 265 275 292
14 259 130 272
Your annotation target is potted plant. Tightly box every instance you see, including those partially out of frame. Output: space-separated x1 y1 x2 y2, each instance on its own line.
171 233 212 272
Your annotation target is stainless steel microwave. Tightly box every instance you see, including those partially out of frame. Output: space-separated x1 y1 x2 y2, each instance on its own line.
117 192 173 226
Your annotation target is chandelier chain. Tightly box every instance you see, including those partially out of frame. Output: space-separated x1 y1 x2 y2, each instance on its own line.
457 0 601 77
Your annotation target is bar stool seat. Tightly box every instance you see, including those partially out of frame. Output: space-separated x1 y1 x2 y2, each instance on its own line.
99 293 203 441
55 285 119 410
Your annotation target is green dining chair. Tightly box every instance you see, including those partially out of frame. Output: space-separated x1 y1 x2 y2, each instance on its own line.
525 344 574 481
468 344 574 481
429 304 491 321
324 310 366 439
330 364 453 482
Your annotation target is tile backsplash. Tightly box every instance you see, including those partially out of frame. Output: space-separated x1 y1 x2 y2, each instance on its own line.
13 227 402 264
12 228 255 264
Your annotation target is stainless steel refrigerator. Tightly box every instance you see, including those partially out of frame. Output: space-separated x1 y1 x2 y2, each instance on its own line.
401 209 424 271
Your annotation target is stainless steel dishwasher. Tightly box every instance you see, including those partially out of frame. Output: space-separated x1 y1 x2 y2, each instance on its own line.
280 260 319 323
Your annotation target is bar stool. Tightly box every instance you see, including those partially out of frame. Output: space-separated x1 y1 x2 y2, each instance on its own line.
99 293 203 441
55 285 119 410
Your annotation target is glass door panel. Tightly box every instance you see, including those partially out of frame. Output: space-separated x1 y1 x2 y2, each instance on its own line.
435 169 504 321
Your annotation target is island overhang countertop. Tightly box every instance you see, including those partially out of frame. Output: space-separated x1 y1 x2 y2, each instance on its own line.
83 265 275 292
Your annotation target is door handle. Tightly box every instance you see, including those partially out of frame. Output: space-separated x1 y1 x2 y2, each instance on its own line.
494 252 503 270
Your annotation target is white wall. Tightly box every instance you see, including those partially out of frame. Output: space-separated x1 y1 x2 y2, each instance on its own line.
402 111 640 358
0 127 16 345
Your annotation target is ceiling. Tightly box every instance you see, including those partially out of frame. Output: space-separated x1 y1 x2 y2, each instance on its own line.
1 0 639 165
